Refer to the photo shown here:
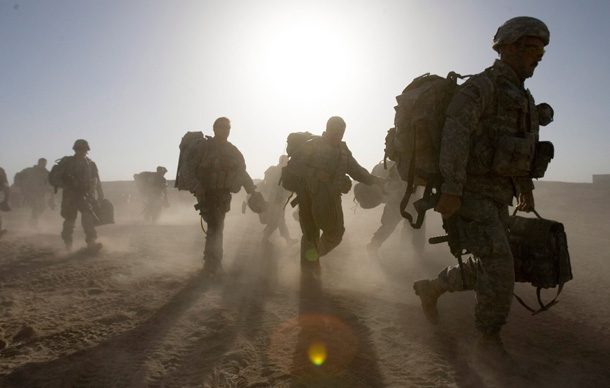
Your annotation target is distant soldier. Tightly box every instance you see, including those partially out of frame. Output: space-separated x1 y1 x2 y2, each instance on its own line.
366 160 425 259
182 117 263 277
51 139 104 252
287 116 385 275
134 166 169 223
15 158 55 227
0 167 10 238
259 155 298 246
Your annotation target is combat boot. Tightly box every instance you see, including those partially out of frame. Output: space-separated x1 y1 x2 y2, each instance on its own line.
413 279 444 324
474 333 527 377
86 241 103 254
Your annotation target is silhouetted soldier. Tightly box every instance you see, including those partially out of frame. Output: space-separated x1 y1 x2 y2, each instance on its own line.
52 139 104 252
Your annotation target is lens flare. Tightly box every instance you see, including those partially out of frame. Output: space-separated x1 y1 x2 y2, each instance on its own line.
305 248 319 262
308 341 327 366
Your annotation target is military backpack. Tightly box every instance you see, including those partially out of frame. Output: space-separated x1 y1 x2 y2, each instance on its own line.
280 131 316 193
175 131 207 192
385 72 469 228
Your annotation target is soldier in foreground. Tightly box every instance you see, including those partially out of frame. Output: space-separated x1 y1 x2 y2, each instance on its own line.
0 167 10 238
52 139 104 252
412 17 552 374
259 155 298 246
134 166 169 223
287 116 384 275
15 158 55 227
184 117 261 277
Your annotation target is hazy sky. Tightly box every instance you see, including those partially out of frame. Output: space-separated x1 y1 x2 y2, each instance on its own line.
1 0 608 183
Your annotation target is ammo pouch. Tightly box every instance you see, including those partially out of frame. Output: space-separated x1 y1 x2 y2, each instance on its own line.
509 209 573 314
530 141 554 179
491 134 535 177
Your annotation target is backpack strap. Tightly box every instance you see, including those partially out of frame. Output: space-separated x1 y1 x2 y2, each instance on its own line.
513 283 564 316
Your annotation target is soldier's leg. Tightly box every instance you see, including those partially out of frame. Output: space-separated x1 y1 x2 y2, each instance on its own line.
468 205 513 335
30 194 46 226
318 197 345 257
151 196 163 223
60 194 78 249
79 202 98 247
277 209 296 244
202 192 230 275
297 194 321 272
444 193 513 334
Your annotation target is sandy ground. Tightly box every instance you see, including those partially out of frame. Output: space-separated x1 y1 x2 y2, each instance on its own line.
0 181 609 388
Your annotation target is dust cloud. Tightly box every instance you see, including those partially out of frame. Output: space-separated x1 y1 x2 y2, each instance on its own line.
0 180 609 387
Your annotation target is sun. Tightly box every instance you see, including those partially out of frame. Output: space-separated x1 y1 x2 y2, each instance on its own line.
255 15 357 106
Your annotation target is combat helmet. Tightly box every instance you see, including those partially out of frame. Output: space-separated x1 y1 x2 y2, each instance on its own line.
72 139 90 151
492 16 550 52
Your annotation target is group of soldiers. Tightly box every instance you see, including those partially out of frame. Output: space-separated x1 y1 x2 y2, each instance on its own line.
0 16 553 376
0 140 171 251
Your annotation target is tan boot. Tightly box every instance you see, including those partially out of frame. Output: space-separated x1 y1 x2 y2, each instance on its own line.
475 333 527 377
413 279 444 324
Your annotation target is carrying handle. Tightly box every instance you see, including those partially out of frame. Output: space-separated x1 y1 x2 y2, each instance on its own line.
512 207 542 219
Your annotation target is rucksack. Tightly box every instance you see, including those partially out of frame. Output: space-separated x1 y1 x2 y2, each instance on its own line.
175 131 207 191
384 71 469 228
13 169 27 189
134 171 158 194
280 131 316 193
509 210 573 314
48 157 71 191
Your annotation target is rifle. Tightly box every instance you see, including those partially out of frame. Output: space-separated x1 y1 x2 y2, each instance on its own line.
82 193 100 224
414 192 469 289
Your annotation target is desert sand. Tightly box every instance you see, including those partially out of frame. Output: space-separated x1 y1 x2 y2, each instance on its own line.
1 180 609 388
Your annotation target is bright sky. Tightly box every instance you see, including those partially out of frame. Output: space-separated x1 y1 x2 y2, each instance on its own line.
1 0 608 183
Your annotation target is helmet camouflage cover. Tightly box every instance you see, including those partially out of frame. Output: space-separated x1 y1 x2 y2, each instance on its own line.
493 16 550 52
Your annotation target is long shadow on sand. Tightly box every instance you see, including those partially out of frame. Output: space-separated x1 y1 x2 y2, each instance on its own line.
0 272 217 388
289 272 386 388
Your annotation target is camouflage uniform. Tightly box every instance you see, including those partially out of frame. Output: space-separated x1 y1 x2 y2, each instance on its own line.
368 161 426 254
288 136 378 272
58 156 104 249
184 136 256 273
19 164 54 226
434 59 542 334
0 167 9 236
135 170 168 223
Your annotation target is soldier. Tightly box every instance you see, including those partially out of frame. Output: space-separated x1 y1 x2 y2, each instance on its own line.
184 117 261 277
412 17 551 373
287 116 384 275
366 160 425 259
16 158 55 227
0 167 10 238
134 166 169 223
54 139 104 252
259 155 298 246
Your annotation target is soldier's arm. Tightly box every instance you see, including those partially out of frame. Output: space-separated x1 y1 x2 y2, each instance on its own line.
93 163 104 200
236 150 257 194
439 77 494 197
346 149 378 186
